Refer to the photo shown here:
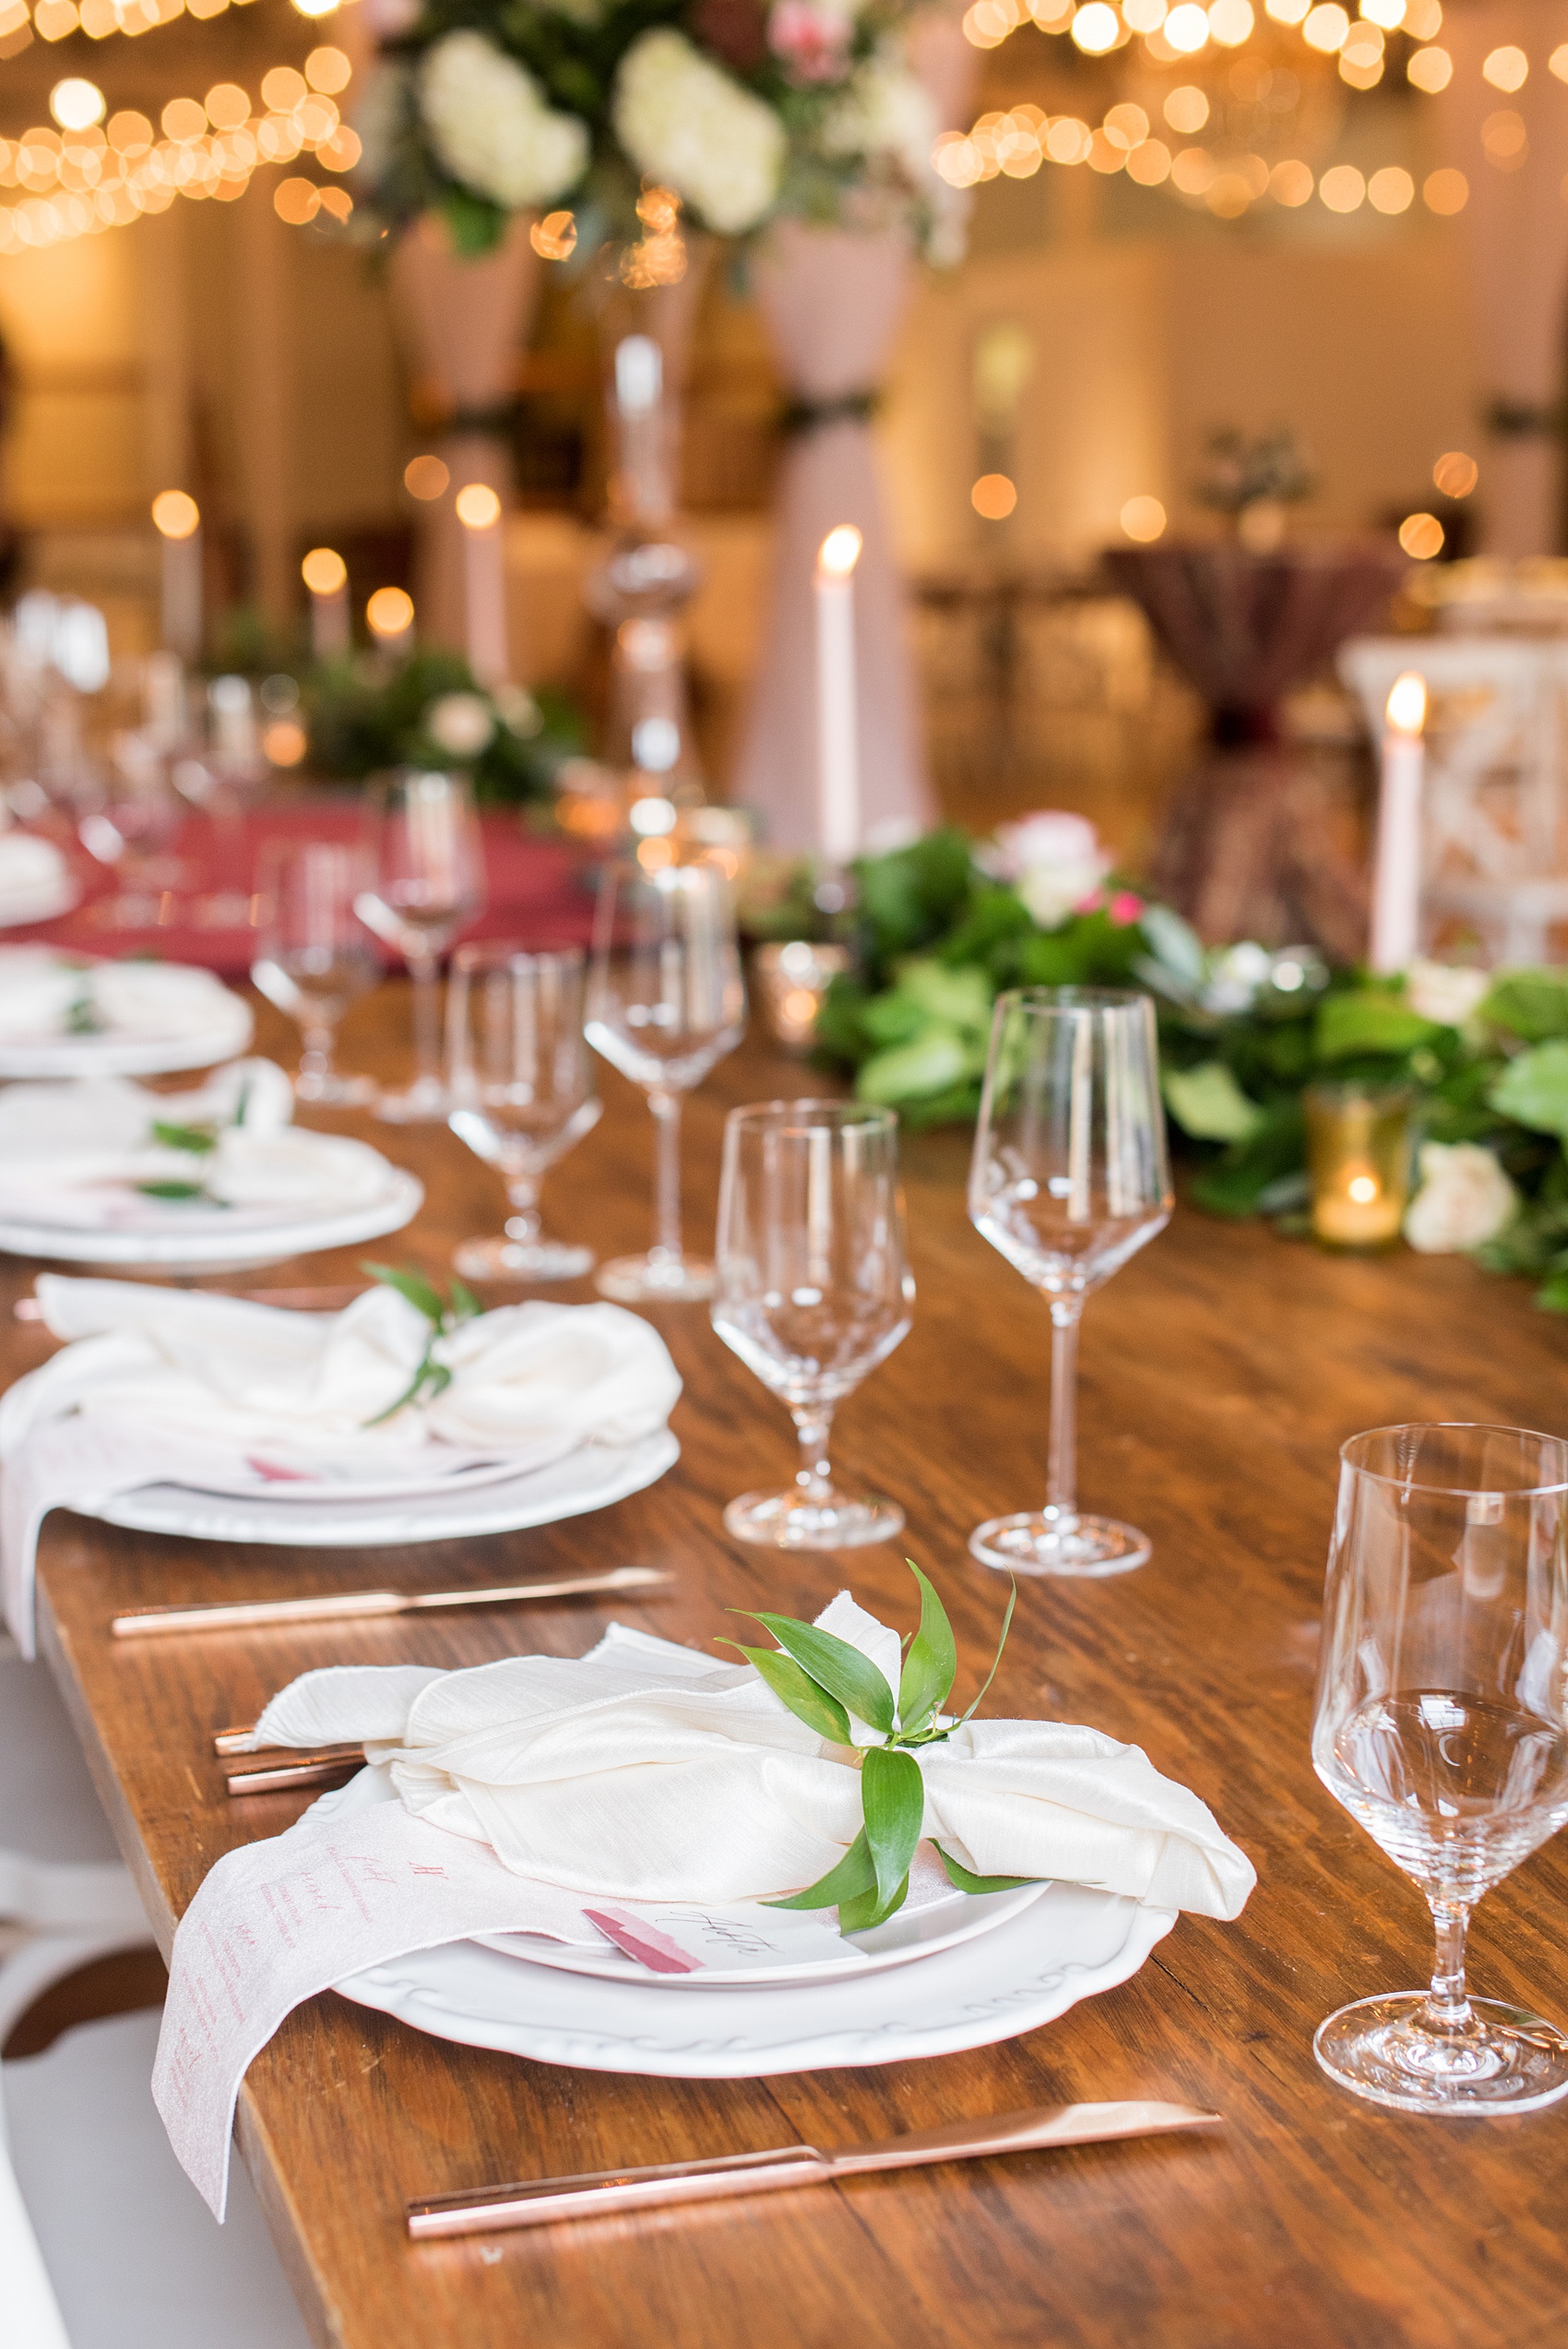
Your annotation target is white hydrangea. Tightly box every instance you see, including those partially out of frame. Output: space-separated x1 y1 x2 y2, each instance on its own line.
1405 958 1491 1031
425 692 495 758
420 31 588 211
1404 1141 1518 1255
980 810 1111 930
821 53 939 187
613 30 786 235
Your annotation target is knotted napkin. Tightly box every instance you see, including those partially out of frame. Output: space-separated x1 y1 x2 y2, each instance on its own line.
0 829 70 921
0 946 244 1043
0 1281 681 1650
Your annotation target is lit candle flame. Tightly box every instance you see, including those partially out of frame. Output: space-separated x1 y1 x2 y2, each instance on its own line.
817 525 862 580
455 483 502 532
1385 670 1427 737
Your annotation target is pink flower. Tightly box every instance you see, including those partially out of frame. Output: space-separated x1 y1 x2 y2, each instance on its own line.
1108 890 1145 925
767 0 853 83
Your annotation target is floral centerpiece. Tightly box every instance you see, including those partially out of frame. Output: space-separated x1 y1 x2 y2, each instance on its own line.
303 648 583 805
353 0 962 262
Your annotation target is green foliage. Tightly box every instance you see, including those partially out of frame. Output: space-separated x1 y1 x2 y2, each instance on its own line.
359 1262 483 1423
303 650 583 807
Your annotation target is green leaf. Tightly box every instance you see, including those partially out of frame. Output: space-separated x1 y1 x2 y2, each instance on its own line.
232 1079 253 1128
1161 1061 1265 1143
447 1275 482 1325
1490 1043 1568 1139
1314 991 1438 1063
360 1261 446 1326
837 1871 910 1932
934 1842 1042 1895
861 1745 925 1910
856 1027 973 1109
135 1179 212 1202
897 1559 957 1734
150 1120 218 1155
719 1643 852 1745
764 1827 877 1911
736 1613 896 1734
957 1579 1017 1725
1481 971 1568 1043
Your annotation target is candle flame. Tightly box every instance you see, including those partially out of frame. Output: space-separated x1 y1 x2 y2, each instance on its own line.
1386 670 1427 736
151 489 199 542
818 525 862 580
301 546 347 597
455 483 502 531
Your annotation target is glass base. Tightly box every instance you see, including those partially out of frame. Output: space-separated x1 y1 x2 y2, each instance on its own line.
454 1234 594 1282
968 1508 1150 1577
295 1070 376 1108
724 1487 905 1550
375 1078 449 1125
1314 1993 1568 2115
595 1252 715 1304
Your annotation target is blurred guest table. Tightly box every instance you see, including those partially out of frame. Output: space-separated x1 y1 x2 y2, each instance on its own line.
15 989 1568 2349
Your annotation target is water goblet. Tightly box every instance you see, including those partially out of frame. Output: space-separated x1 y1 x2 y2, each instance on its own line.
712 1099 913 1548
968 985 1172 1576
1312 1421 1568 2115
355 769 486 1124
446 943 602 1282
250 841 378 1105
585 858 745 1303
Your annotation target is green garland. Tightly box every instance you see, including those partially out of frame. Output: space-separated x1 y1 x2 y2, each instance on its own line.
811 827 1568 1311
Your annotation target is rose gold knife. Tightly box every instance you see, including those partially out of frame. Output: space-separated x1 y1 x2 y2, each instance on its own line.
110 1564 668 1638
405 2102 1221 2239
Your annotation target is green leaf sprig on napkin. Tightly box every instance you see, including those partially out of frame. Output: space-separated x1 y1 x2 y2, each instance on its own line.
722 1561 1033 1934
135 1079 255 1205
360 1261 483 1425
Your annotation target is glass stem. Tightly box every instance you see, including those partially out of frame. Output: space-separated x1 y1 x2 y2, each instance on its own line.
1425 1900 1475 2033
791 1406 836 1505
504 1174 542 1246
648 1088 683 1266
1046 1298 1082 1519
299 1021 335 1086
410 949 441 1092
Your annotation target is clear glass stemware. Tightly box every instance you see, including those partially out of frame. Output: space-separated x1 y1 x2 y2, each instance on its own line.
354 769 487 1125
585 858 745 1303
968 984 1173 1576
712 1099 913 1548
1312 1421 1568 2115
445 943 602 1282
250 840 378 1105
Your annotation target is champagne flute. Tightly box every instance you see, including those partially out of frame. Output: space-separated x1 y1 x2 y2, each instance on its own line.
446 943 602 1282
968 985 1172 1576
712 1099 912 1547
250 841 378 1104
585 859 745 1303
355 769 486 1125
1312 1422 1568 2114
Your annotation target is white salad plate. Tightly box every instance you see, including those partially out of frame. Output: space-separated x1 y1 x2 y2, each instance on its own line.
0 995 255 1079
0 877 79 929
81 1427 680 1546
0 1163 424 1270
337 1880 1173 2079
169 1448 547 1507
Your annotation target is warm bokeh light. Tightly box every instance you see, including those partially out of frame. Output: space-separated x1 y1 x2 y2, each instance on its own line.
151 489 199 541
1360 0 1405 25
971 473 1018 519
1423 167 1468 214
530 209 577 260
1265 0 1310 20
1127 137 1173 184
1302 2 1348 49
1483 43 1528 90
162 97 207 144
1402 0 1441 30
455 483 502 531
1070 1 1120 48
1121 495 1168 542
1408 42 1452 89
1319 164 1366 211
107 111 154 154
366 586 414 639
1104 102 1150 149
293 0 340 17
204 82 249 130
49 78 103 132
1164 3 1209 47
1270 158 1315 204
1386 671 1429 733
1208 0 1254 46
1123 0 1167 29
403 455 449 502
301 546 347 596
275 177 322 224
263 718 308 767
1368 166 1414 214
1338 22 1384 85
1164 84 1209 132
819 523 864 575
305 46 352 92
1433 450 1479 498
1481 110 1527 167
1171 145 1218 194
1398 513 1445 561
1552 42 1568 79
262 66 308 113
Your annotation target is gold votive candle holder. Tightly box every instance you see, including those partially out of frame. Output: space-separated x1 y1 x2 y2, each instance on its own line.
753 941 850 1053
1303 1082 1413 1250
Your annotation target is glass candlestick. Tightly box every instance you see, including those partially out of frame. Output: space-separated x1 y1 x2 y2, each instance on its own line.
1304 1083 1413 1250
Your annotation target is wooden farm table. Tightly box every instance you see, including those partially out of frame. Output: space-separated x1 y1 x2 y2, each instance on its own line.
18 985 1568 2349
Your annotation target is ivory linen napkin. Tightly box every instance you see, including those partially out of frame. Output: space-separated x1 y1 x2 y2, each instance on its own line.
0 829 70 920
0 947 242 1043
152 1604 1254 2218
0 1281 682 1651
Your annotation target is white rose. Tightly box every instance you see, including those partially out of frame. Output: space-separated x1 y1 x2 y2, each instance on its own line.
1404 1141 1518 1255
982 810 1111 929
612 30 786 236
425 692 495 757
821 54 938 187
1405 958 1491 1031
420 32 588 211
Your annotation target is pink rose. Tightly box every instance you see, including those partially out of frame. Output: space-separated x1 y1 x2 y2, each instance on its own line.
1108 890 1145 925
767 0 853 83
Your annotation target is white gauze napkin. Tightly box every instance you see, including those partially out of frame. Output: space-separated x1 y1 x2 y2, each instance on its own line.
0 1282 681 1651
0 829 69 915
0 948 243 1043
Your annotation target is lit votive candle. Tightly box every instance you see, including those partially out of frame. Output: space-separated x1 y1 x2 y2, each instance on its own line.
754 940 851 1054
1304 1083 1413 1250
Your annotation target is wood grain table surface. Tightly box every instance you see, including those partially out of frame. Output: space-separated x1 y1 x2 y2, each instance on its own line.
18 982 1568 2349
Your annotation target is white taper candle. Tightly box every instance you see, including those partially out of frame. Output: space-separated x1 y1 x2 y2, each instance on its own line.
1370 669 1427 974
815 524 862 868
456 482 509 688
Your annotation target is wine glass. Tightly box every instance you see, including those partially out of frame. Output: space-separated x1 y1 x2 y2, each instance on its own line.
585 858 745 1303
712 1099 913 1547
250 841 378 1105
355 769 487 1125
1312 1422 1568 2115
445 943 602 1282
968 985 1172 1576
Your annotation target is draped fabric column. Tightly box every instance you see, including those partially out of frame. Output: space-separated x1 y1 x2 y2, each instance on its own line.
388 214 541 652
732 219 935 853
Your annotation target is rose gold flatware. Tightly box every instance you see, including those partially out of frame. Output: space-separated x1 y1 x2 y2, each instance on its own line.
405 2102 1222 2239
225 1750 367 1798
110 1563 668 1639
214 1726 367 1758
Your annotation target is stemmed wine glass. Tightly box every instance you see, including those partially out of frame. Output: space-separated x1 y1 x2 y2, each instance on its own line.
968 985 1172 1576
445 943 602 1282
712 1099 913 1547
354 769 486 1124
1313 1422 1568 2115
250 841 378 1104
585 858 745 1303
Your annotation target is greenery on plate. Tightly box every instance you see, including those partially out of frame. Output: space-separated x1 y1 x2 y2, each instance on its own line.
360 1261 484 1423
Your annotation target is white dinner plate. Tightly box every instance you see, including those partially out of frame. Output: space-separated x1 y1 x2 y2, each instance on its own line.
337 1880 1174 2079
169 1448 544 1507
474 1877 1048 1990
0 1165 423 1270
0 877 79 929
0 993 254 1079
80 1427 680 1546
